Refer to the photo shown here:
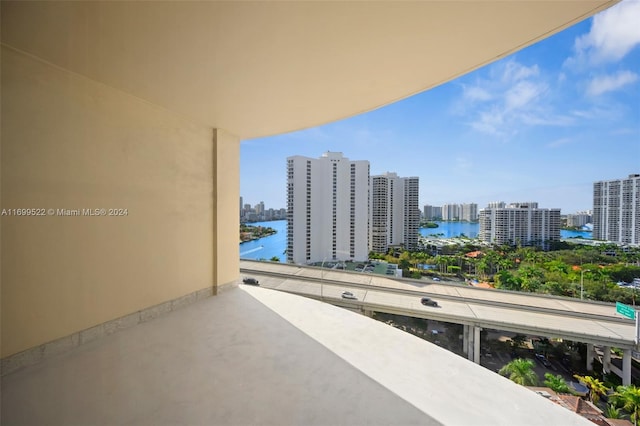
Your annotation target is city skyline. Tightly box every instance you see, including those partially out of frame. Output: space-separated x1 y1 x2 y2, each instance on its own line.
241 0 640 214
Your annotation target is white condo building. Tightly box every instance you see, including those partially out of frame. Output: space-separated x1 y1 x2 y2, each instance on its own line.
423 204 442 220
566 211 592 228
593 174 640 244
442 203 478 221
286 152 370 264
371 173 420 254
479 202 561 248
442 204 460 221
461 203 478 222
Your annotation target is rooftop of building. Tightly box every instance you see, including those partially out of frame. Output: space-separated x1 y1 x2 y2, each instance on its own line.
529 387 633 426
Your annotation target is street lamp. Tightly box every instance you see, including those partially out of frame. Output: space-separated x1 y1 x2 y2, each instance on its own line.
580 269 591 300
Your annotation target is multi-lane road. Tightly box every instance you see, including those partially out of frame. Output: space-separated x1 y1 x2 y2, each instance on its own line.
240 259 637 349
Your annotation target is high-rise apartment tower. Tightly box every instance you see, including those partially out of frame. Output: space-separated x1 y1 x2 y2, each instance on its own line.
593 174 640 244
370 173 420 254
461 203 479 222
423 205 442 221
286 152 370 264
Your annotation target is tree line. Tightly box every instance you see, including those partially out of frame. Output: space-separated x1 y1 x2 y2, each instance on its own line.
370 243 640 304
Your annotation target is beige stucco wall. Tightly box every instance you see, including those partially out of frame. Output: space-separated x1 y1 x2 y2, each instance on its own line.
1 47 237 357
213 129 240 288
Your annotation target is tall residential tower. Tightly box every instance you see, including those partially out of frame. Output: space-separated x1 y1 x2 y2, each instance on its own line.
593 174 640 244
371 173 420 254
286 152 370 264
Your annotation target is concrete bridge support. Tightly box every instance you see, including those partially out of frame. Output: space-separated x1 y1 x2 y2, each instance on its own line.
463 325 469 355
464 325 481 364
602 346 611 374
623 349 632 386
606 348 632 386
586 344 595 371
473 326 481 364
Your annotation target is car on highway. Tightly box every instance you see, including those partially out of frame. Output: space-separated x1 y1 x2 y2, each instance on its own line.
242 277 259 285
341 291 357 300
420 297 438 307
535 353 551 367
432 277 441 281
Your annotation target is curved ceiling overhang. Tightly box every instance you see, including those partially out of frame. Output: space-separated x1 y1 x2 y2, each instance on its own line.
1 1 618 139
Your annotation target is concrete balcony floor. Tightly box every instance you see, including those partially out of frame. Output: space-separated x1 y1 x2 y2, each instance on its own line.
2 285 592 425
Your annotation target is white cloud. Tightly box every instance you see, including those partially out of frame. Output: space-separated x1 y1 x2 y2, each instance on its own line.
519 113 575 127
499 61 540 84
458 59 557 136
463 85 493 102
470 107 505 136
505 81 546 110
570 0 640 66
586 70 639 96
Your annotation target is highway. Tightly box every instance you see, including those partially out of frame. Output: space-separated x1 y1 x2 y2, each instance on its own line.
240 260 638 349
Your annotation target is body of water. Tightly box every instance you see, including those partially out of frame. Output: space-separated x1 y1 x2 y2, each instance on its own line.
420 221 480 238
240 220 593 262
240 220 288 262
420 221 593 240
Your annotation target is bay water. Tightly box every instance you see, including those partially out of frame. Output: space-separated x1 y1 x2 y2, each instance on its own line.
239 220 592 263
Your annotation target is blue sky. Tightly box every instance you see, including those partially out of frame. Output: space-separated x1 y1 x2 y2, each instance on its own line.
241 1 640 214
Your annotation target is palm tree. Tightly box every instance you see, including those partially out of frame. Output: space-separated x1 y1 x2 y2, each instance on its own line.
543 373 570 393
574 374 608 404
615 385 640 426
499 358 538 386
435 256 448 274
476 256 489 279
414 252 428 271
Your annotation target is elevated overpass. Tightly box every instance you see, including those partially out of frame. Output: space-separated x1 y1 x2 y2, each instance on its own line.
240 260 638 384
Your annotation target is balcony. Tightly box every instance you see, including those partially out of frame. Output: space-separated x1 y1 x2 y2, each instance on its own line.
1 1 619 424
2 283 595 425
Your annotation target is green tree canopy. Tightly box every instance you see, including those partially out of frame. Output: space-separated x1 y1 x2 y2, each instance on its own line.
615 385 640 426
543 373 570 393
499 358 538 386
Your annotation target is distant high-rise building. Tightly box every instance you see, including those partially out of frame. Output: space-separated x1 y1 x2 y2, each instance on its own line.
286 152 370 264
461 203 478 222
566 212 592 228
488 201 506 209
479 202 561 248
371 173 419 254
593 174 640 244
442 204 460 221
440 203 478 221
403 177 420 250
423 205 442 221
